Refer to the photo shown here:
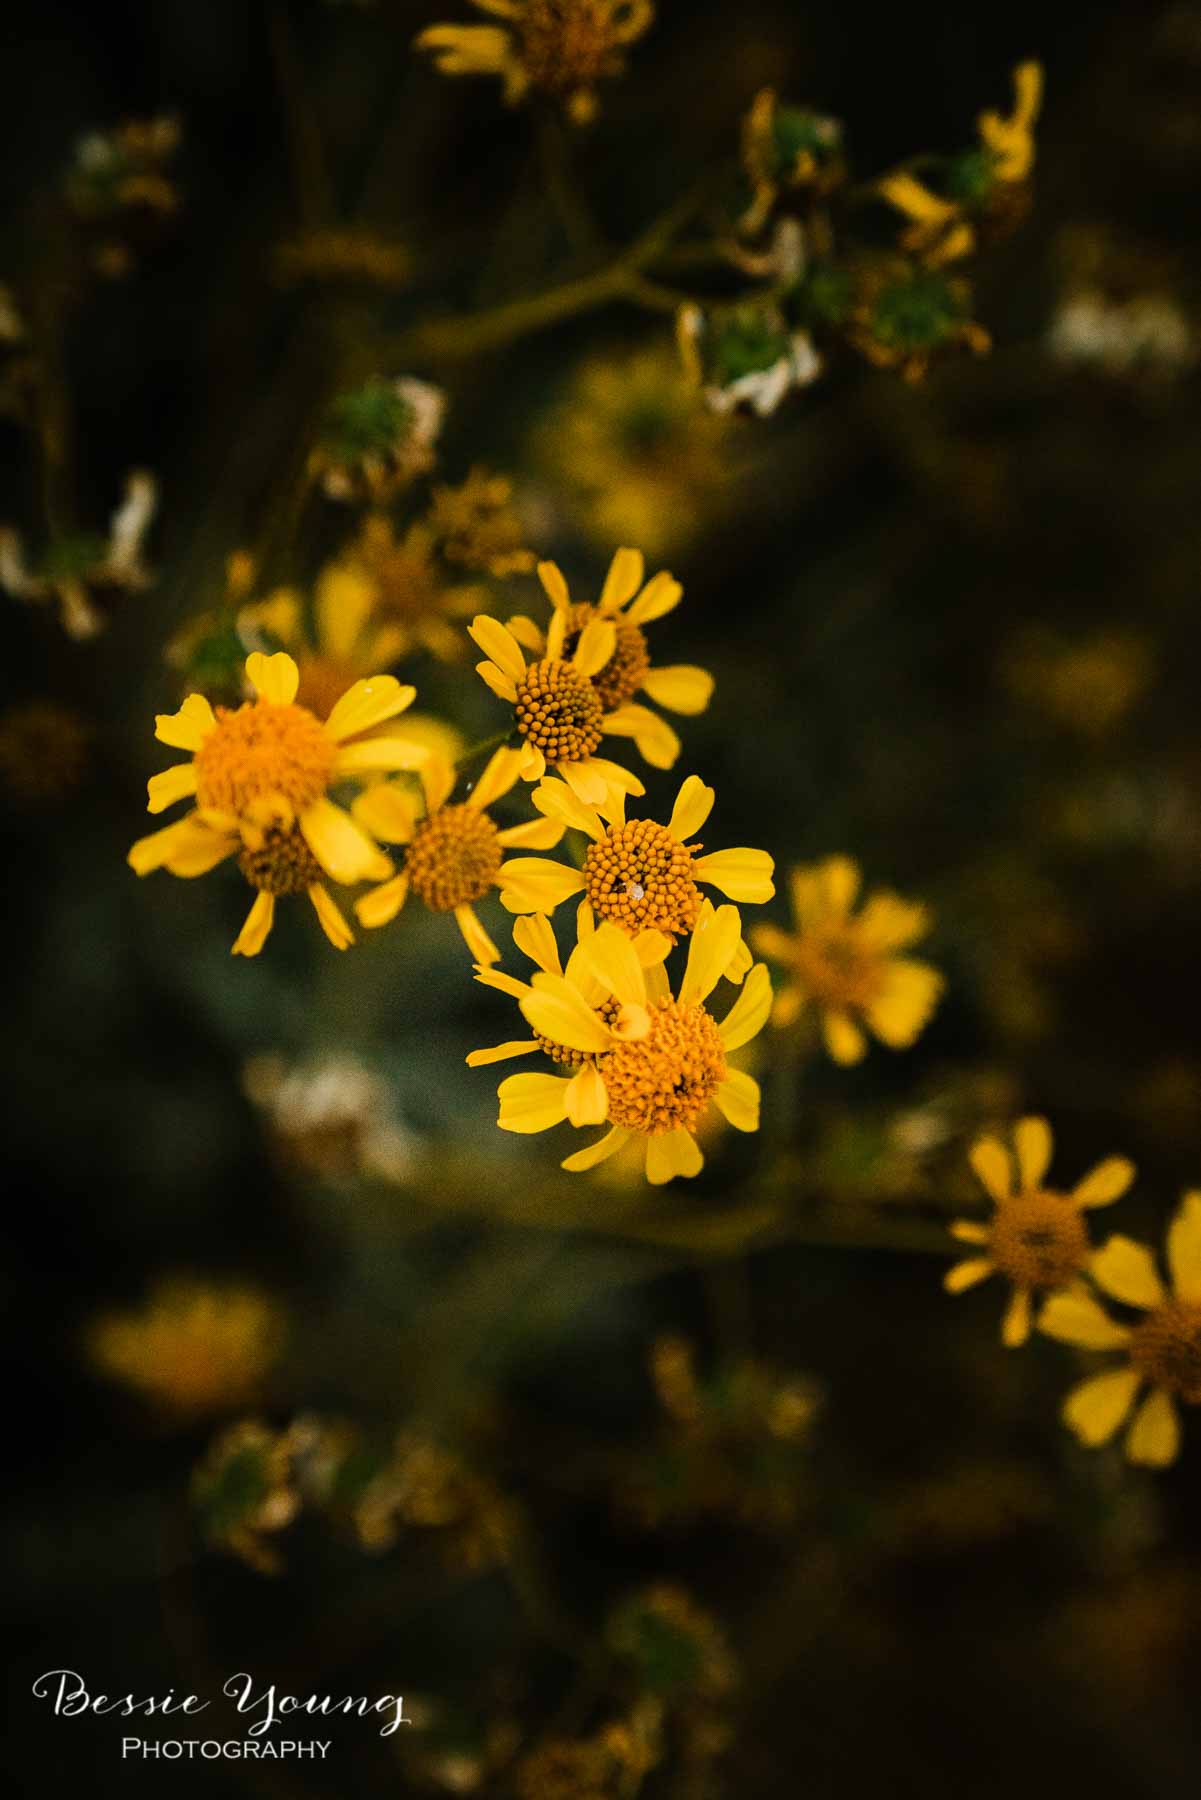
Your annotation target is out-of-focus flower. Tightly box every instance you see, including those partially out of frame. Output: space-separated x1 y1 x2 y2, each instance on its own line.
751 857 943 1065
87 1278 285 1420
512 1712 660 1800
535 345 734 558
608 1585 737 1702
242 1052 418 1182
0 471 156 638
475 905 772 1184
354 746 565 959
166 551 261 703
1001 628 1155 736
677 299 822 416
738 88 845 236
192 1420 300 1574
310 376 445 502
328 514 486 664
1047 290 1196 379
946 1116 1135 1347
500 773 773 944
0 700 91 803
878 62 1043 265
416 1 654 125
273 228 410 290
496 547 713 780
1040 1192 1201 1469
353 1430 514 1570
849 261 989 383
67 116 182 276
128 651 429 955
426 468 535 577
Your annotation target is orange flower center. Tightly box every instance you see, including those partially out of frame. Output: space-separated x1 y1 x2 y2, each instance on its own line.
564 601 649 710
535 995 623 1069
405 804 503 911
1130 1301 1201 1404
514 658 605 763
517 1 633 96
238 824 324 896
988 1190 1089 1290
584 819 701 937
194 699 334 817
791 921 884 1014
601 997 727 1136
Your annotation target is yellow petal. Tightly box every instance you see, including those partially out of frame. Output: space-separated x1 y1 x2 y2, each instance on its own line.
633 928 672 968
565 1062 608 1127
855 891 929 952
300 797 393 884
1063 1367 1142 1448
466 1040 541 1067
692 847 775 904
598 546 644 613
668 775 714 842
572 616 617 679
611 1002 650 1041
750 922 797 964
245 651 299 705
949 1220 990 1245
355 873 409 928
645 1128 703 1185
520 974 613 1054
626 571 682 624
154 693 216 751
820 856 860 917
351 784 417 845
575 923 648 1010
1168 1191 1201 1302
863 959 943 1048
308 883 354 949
451 904 498 964
1126 1388 1180 1468
128 815 231 877
496 817 564 850
1091 1236 1166 1311
719 962 772 1051
712 1069 760 1133
1001 1287 1032 1348
680 901 742 1005
498 857 586 914
333 735 429 774
324 676 415 743
468 615 526 684
315 564 376 664
787 865 827 928
943 1257 994 1294
419 755 456 816
640 664 714 716
823 1009 866 1065
512 912 562 974
561 1126 632 1173
771 983 806 1027
231 890 275 956
505 613 544 653
558 758 610 806
497 1071 571 1134
468 745 524 810
476 660 518 703
601 703 680 770
969 1136 1012 1203
532 778 604 838
1073 1156 1136 1209
147 763 198 814
474 965 528 999
536 560 570 612
1037 1284 1132 1349
1014 1116 1053 1190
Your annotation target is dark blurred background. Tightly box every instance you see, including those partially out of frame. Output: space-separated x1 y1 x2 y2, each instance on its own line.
4 1 1201 1794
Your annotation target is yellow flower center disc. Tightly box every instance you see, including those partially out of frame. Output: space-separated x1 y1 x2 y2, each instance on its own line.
195 699 334 817
1130 1300 1201 1403
602 997 727 1135
584 818 701 937
988 1190 1089 1290
405 804 503 912
514 658 605 764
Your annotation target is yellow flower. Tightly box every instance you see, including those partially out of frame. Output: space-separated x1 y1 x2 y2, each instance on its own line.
353 746 565 961
536 345 733 558
427 467 535 577
86 1277 284 1420
470 902 773 1184
945 1116 1136 1348
750 856 943 1063
1039 1193 1201 1469
416 0 654 125
499 772 774 949
128 651 429 955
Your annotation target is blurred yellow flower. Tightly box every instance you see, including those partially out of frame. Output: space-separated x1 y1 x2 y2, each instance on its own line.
751 856 943 1064
353 746 565 961
128 651 429 954
427 467 535 577
87 1278 284 1420
1039 1192 1201 1469
1001 628 1154 737
536 345 733 557
946 1115 1135 1347
335 515 486 662
416 0 654 125
472 903 772 1183
499 772 773 943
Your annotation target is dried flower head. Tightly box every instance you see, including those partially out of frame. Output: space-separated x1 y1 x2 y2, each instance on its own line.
417 1 655 124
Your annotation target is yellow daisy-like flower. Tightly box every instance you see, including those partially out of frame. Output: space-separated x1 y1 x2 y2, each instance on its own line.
1039 1193 1201 1469
470 901 773 1184
352 746 565 962
86 1277 284 1421
416 0 655 126
499 772 774 949
946 1116 1136 1348
239 567 413 721
750 856 943 1064
128 651 428 955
